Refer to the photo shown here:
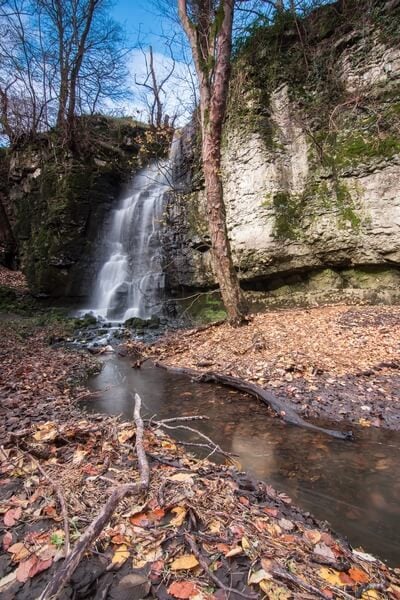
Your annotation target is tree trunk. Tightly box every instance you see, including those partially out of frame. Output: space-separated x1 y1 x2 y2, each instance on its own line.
202 128 247 323
178 0 248 325
0 195 17 268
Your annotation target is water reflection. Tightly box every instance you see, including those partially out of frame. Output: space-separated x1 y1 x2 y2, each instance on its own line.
83 357 400 566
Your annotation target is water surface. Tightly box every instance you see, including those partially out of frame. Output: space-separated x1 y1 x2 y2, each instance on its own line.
83 356 400 566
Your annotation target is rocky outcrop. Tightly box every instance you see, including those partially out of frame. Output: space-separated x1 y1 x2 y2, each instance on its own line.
163 0 400 304
6 117 171 297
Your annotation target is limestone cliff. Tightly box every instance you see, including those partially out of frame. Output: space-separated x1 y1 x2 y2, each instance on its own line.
164 0 400 305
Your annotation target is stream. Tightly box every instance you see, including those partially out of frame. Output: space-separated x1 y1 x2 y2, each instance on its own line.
83 356 400 567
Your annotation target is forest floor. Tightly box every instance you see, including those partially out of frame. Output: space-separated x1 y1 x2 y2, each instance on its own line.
148 305 400 431
1 267 400 599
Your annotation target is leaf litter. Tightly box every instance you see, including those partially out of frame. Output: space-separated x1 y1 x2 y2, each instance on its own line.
1 286 400 598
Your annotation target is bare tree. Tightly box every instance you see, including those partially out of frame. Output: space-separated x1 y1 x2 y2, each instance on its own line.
0 0 129 145
178 0 248 325
135 43 177 128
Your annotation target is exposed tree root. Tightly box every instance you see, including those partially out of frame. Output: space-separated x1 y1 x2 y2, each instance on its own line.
156 363 353 440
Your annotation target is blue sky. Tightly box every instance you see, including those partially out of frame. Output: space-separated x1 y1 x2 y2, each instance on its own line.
111 0 175 54
110 1 195 124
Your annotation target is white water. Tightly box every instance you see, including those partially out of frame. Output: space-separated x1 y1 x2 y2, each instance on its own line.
88 161 169 322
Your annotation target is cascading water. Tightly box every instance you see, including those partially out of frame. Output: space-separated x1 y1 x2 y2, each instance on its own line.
89 161 169 322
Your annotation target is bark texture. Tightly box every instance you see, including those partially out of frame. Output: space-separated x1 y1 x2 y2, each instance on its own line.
178 0 248 324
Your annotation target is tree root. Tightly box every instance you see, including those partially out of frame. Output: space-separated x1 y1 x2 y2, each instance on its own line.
156 363 353 440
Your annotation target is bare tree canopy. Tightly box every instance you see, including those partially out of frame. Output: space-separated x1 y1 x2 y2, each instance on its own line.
0 0 129 145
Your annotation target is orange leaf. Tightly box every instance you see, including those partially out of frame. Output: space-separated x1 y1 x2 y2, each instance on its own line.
168 580 198 599
339 572 355 585
348 566 369 584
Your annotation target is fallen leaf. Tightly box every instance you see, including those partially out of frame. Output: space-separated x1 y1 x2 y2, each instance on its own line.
2 532 12 551
28 557 52 578
33 422 57 442
352 550 377 563
118 427 135 444
278 518 294 531
263 507 279 517
348 566 369 584
241 537 251 552
319 567 347 587
314 542 336 562
248 568 272 584
362 591 383 600
259 579 291 599
170 554 199 571
168 580 198 599
8 542 30 562
207 520 222 534
225 546 242 558
304 530 321 545
4 507 22 527
72 449 88 465
170 506 187 527
111 544 129 566
16 556 37 582
168 473 194 483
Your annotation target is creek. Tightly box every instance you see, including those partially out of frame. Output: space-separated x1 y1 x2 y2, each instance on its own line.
83 356 400 567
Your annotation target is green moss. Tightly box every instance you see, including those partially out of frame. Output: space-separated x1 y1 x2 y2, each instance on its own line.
182 292 227 324
334 134 400 168
334 181 361 229
272 191 305 240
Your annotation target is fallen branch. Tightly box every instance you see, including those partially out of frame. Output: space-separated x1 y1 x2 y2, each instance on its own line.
156 364 352 440
29 455 71 556
185 533 258 599
39 393 149 600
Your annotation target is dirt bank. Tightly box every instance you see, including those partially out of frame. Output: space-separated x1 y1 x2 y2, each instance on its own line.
150 305 400 430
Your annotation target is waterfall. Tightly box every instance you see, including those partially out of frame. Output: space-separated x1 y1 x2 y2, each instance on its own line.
89 161 169 322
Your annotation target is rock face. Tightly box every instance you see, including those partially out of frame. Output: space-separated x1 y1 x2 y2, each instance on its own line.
163 0 400 303
5 117 171 297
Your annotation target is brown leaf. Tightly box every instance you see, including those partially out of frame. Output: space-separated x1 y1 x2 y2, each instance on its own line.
170 506 187 527
2 532 12 551
303 530 321 545
28 557 52 578
16 556 37 583
168 580 199 599
8 542 30 562
4 507 22 527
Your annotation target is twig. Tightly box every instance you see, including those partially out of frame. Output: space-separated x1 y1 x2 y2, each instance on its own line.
272 566 332 600
185 533 258 599
155 415 209 424
28 455 71 556
39 393 150 600
157 422 232 458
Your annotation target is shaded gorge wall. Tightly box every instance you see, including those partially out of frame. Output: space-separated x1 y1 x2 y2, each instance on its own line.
4 118 172 298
